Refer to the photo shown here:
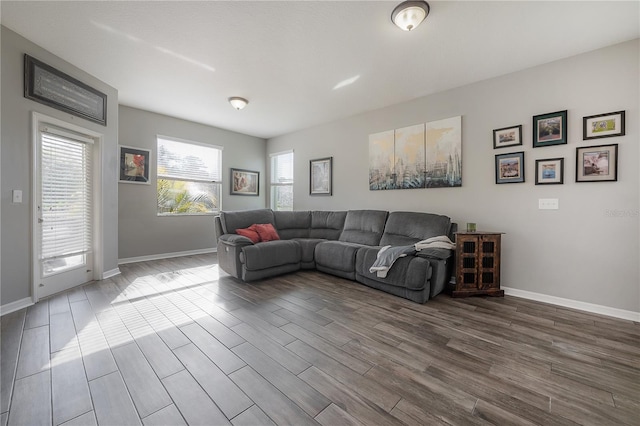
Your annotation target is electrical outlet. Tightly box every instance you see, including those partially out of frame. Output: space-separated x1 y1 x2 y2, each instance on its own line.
538 198 559 210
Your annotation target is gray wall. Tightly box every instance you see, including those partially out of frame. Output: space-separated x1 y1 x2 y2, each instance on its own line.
118 106 266 260
267 40 639 313
1 26 120 305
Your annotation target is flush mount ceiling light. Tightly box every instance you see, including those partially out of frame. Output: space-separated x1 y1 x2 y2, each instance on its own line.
391 1 430 31
229 97 249 110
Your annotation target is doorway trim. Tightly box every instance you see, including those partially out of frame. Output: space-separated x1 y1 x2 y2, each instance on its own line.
31 112 104 302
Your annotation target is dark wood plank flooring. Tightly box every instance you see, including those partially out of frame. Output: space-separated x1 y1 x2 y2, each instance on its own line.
1 253 638 425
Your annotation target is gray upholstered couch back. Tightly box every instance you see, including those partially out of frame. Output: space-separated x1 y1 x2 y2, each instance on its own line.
338 210 388 246
379 211 452 246
220 208 275 234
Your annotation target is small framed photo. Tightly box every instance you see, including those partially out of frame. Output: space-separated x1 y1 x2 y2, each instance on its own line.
533 110 567 148
230 168 259 196
310 157 332 195
119 145 150 184
493 125 522 149
495 151 525 184
576 144 618 183
535 158 564 185
583 111 625 140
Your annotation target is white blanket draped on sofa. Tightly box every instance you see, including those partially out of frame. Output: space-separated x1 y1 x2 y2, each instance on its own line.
369 236 455 278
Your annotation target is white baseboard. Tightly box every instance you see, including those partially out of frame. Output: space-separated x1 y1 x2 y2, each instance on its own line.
502 286 640 322
118 248 217 265
0 297 34 316
102 268 121 279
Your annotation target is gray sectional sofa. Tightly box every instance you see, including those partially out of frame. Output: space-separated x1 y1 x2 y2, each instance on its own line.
214 209 456 303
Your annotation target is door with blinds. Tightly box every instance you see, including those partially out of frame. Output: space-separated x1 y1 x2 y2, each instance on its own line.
36 125 94 299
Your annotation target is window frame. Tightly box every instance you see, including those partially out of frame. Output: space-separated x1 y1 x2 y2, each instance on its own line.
156 134 223 216
269 150 294 211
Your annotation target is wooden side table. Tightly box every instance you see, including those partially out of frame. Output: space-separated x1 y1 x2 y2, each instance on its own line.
453 231 504 297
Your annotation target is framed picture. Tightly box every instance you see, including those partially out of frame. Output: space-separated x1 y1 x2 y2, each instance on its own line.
535 158 564 185
495 151 525 184
119 146 150 184
533 110 567 148
310 157 332 195
576 144 618 183
24 54 107 126
230 168 259 196
583 111 625 140
493 125 522 149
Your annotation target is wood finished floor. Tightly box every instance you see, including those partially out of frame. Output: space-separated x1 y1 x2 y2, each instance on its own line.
1 254 639 426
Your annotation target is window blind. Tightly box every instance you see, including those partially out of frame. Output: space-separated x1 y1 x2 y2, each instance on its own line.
40 130 92 261
157 137 221 182
271 151 294 184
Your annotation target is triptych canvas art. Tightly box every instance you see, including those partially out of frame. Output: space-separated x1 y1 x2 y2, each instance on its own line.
369 116 462 191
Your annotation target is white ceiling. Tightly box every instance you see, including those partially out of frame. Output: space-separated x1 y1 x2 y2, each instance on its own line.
2 1 639 139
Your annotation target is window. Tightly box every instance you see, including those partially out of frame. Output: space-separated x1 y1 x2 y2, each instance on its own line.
157 136 222 215
270 150 294 211
40 127 93 274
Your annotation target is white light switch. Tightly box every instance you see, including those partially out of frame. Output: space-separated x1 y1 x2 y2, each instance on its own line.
539 198 559 210
12 190 23 204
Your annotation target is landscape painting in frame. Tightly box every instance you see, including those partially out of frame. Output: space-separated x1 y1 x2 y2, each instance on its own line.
426 116 462 187
394 124 425 189
576 144 618 182
583 111 625 140
230 168 259 196
535 157 564 185
495 151 525 184
369 130 395 190
533 110 567 147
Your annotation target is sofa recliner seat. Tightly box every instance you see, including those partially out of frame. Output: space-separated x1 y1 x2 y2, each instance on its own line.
214 208 456 303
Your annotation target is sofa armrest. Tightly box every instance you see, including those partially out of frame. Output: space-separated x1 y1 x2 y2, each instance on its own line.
218 233 254 246
415 247 453 260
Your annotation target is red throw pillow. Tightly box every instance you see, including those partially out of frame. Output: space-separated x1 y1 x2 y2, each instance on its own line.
254 223 280 242
235 225 260 243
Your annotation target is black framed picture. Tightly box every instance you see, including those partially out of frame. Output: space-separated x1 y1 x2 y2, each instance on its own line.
119 146 150 184
310 157 332 195
576 144 618 183
583 111 625 140
495 151 525 184
230 168 259 196
24 54 107 126
533 110 567 148
493 125 522 149
535 158 564 185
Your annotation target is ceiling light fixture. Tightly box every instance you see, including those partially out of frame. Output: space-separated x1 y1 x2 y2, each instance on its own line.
391 1 430 31
229 97 249 110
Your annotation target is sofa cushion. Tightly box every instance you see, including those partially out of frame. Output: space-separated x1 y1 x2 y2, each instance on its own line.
220 209 275 235
240 240 300 270
379 211 452 246
310 211 347 239
254 223 280 242
235 225 260 243
315 241 363 272
339 210 388 246
293 238 327 264
275 211 311 239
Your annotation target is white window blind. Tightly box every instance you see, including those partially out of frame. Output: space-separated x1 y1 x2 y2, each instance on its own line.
40 129 92 262
157 136 222 215
270 150 294 211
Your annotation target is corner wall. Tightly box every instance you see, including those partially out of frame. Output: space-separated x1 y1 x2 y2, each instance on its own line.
267 40 640 314
118 106 266 260
1 26 120 306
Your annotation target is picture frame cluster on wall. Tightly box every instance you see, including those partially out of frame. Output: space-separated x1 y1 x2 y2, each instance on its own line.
493 109 624 185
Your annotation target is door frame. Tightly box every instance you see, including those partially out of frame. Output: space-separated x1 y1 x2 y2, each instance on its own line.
31 112 104 302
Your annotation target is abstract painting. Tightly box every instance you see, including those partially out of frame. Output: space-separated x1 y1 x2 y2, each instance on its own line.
426 116 462 188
